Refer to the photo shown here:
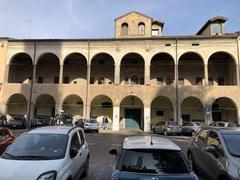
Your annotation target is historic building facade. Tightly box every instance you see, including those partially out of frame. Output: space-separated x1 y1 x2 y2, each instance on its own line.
0 11 240 132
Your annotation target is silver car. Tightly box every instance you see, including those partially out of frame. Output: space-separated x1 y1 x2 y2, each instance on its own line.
83 119 99 132
153 120 182 135
181 122 203 136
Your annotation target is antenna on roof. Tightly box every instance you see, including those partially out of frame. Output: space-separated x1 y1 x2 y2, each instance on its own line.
150 135 153 145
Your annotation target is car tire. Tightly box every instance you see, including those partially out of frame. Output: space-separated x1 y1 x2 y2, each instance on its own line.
81 157 89 178
191 130 195 136
163 130 168 136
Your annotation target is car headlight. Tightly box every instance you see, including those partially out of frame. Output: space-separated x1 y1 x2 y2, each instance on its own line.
37 170 57 180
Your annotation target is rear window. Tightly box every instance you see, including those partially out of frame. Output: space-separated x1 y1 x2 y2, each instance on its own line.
121 149 189 174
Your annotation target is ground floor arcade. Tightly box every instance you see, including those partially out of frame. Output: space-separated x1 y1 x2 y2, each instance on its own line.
2 90 239 132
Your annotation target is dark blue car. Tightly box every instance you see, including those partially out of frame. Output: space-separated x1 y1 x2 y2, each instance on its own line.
109 136 198 180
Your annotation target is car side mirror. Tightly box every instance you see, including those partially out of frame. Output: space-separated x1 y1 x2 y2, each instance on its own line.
109 149 118 156
70 147 78 159
205 145 218 158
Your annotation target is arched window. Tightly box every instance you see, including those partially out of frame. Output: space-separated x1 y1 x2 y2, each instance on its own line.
121 23 128 36
138 22 145 35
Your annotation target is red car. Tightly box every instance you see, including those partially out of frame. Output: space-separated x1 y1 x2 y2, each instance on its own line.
0 128 16 155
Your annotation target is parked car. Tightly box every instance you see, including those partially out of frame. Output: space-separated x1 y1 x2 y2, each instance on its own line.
152 120 182 135
0 126 89 180
31 118 47 128
0 128 15 155
109 136 198 180
55 114 73 126
0 114 7 127
209 121 237 128
83 118 99 132
187 126 240 180
7 116 26 129
182 122 202 136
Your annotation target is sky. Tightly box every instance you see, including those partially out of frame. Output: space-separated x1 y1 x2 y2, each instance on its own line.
0 0 240 39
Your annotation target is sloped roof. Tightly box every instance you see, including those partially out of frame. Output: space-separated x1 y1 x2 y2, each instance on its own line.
197 16 228 35
115 11 153 21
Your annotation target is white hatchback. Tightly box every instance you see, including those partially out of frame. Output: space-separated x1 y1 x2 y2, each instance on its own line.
0 126 89 180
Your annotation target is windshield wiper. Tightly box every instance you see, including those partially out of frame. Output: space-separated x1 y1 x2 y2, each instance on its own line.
231 154 240 158
2 152 18 160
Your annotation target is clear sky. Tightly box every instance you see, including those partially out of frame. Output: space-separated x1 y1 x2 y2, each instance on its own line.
0 0 239 39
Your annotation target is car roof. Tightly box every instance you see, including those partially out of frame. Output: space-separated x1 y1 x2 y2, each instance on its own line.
123 136 181 151
200 126 240 132
27 126 77 135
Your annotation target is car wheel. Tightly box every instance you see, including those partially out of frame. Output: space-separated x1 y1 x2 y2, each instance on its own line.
191 130 195 136
163 130 168 136
81 157 89 178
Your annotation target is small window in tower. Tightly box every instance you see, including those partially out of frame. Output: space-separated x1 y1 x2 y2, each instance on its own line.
138 22 145 35
152 29 159 36
211 23 222 35
121 23 128 36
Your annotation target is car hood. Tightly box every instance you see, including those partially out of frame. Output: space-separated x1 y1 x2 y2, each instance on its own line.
0 158 64 180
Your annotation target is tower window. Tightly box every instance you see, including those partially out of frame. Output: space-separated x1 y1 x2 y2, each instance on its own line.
121 23 128 36
138 22 145 35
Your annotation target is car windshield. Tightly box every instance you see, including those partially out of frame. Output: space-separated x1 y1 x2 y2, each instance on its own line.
2 133 68 160
167 121 177 126
0 130 10 143
222 133 240 157
87 119 97 123
121 149 189 174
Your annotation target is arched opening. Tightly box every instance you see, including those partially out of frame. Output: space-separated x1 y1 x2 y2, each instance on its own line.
208 52 237 85
63 53 87 84
212 97 237 122
181 97 204 124
62 95 83 117
6 94 27 117
120 95 144 130
150 53 174 85
8 53 33 83
138 22 145 35
90 95 113 128
35 94 56 122
151 96 174 126
90 53 115 85
120 53 145 85
178 52 204 85
121 23 128 36
36 53 60 84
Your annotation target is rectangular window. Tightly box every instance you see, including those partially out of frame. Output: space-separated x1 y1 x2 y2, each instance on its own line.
157 77 163 85
140 77 144 85
152 29 159 36
156 111 164 116
54 77 59 84
178 78 184 85
211 23 222 35
63 76 70 84
208 77 214 85
90 77 94 84
217 77 224 85
37 77 43 83
196 77 203 85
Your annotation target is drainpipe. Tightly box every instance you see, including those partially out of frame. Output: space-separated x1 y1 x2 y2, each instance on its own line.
85 40 90 118
175 39 179 124
27 41 36 129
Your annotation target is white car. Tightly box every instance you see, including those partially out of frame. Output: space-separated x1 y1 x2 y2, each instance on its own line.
83 118 99 132
0 126 89 180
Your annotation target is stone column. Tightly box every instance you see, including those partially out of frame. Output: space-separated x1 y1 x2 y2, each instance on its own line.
5 65 9 83
204 64 208 85
144 64 150 85
112 106 120 131
114 64 120 85
144 107 151 132
87 65 91 84
59 64 63 84
205 106 213 125
0 104 7 115
85 104 91 119
29 103 35 120
235 64 240 85
237 110 240 124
